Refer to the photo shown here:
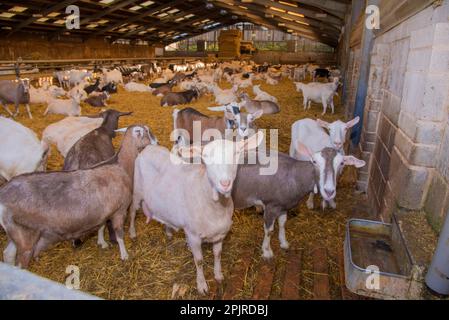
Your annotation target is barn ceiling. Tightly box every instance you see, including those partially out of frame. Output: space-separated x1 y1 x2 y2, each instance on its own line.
0 0 349 47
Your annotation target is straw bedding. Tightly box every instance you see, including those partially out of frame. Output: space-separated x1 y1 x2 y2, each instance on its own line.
0 76 369 300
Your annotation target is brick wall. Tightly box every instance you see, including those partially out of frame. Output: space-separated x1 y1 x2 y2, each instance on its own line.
358 1 449 231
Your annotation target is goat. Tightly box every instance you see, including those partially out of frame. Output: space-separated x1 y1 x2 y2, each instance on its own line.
0 117 49 181
232 145 365 259
295 77 340 115
84 78 101 95
124 82 153 93
101 82 118 94
313 68 331 82
44 89 83 116
239 93 280 115
102 68 123 85
289 117 360 209
161 89 198 107
0 125 153 268
85 92 109 108
0 79 32 119
130 132 263 294
208 84 238 105
54 70 70 89
252 85 278 103
152 81 176 96
68 70 92 87
42 115 104 157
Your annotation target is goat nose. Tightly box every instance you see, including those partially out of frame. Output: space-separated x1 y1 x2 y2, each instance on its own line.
324 188 335 198
220 180 231 188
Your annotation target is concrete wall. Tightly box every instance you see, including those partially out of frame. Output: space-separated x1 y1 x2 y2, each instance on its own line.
0 33 155 61
253 51 336 65
357 1 449 231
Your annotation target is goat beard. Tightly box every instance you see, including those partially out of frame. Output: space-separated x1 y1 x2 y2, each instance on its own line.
212 188 231 201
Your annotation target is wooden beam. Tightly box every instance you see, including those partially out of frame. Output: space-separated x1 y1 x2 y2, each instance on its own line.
49 0 138 39
7 0 79 36
91 0 185 37
248 0 343 27
242 2 340 37
213 1 336 46
291 0 348 19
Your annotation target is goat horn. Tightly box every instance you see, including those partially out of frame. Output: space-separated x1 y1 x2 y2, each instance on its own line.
114 127 128 133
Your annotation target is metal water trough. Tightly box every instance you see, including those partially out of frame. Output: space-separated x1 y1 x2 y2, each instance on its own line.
344 218 423 299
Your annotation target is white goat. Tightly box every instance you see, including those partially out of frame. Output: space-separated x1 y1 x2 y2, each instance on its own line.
124 81 152 92
68 70 92 87
265 76 278 85
208 84 238 105
42 116 103 157
130 132 264 294
253 85 278 103
102 68 123 84
289 116 360 209
0 117 49 181
295 77 340 115
44 89 84 117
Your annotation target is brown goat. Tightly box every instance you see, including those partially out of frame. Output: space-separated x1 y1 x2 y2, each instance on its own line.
0 125 153 268
152 81 176 96
160 89 198 107
239 93 280 115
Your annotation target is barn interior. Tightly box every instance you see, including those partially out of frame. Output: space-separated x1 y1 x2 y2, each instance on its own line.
0 0 448 300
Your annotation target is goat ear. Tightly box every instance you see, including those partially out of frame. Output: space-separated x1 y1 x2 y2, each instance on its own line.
296 142 313 160
343 156 366 168
251 110 264 120
346 116 360 129
316 119 330 129
114 127 128 134
237 131 264 153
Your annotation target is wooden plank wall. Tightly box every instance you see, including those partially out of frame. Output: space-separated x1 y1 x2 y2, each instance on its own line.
0 33 155 61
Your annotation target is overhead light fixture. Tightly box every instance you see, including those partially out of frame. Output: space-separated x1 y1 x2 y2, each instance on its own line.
298 21 309 26
1 26 12 30
174 17 185 22
37 17 49 22
0 12 15 18
288 11 304 18
47 12 61 17
53 19 66 25
140 1 154 6
97 19 109 24
129 5 142 11
185 14 195 18
86 24 98 28
9 6 28 13
238 6 248 10
279 1 297 7
278 23 285 26
100 0 115 4
167 8 179 14
270 7 286 13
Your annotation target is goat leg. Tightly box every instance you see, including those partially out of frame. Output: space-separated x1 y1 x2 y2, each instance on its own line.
1 102 14 117
106 219 117 244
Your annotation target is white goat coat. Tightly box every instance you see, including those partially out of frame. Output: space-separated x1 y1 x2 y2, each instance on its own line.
133 145 233 243
42 116 103 157
124 82 152 92
0 117 48 180
290 118 333 161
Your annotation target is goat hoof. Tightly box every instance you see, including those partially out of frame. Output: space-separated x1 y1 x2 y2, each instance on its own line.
215 273 224 283
262 250 274 260
121 252 129 261
129 230 137 239
280 242 290 250
197 282 209 295
98 242 109 249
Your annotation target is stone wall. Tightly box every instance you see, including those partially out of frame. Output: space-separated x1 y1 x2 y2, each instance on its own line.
358 1 449 231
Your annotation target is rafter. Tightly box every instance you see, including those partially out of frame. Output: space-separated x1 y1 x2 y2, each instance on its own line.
7 0 79 36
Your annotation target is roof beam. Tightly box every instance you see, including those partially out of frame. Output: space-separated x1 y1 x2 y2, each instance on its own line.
291 0 348 19
213 1 336 46
246 0 343 27
49 0 137 39
91 0 185 37
7 0 79 36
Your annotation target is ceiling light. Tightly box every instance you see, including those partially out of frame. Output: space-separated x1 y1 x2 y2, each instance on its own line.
97 19 109 24
9 6 28 13
167 8 179 14
100 0 115 4
279 1 297 7
270 7 285 13
140 0 154 6
129 5 142 11
53 19 66 25
86 24 98 28
37 17 49 22
185 14 195 18
238 6 248 10
0 12 15 18
288 11 304 18
47 12 60 17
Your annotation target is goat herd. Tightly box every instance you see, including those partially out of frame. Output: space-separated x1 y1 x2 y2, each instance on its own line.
0 60 365 295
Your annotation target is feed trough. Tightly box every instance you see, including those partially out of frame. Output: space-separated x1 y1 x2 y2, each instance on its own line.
344 218 423 299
